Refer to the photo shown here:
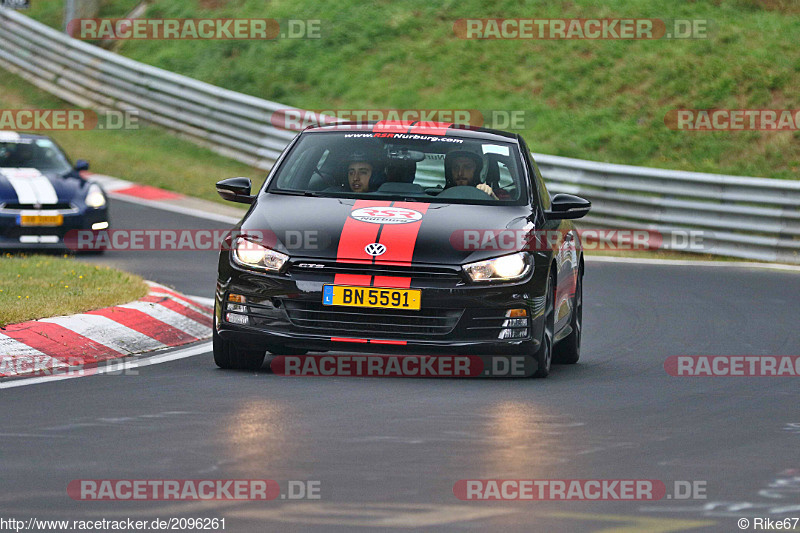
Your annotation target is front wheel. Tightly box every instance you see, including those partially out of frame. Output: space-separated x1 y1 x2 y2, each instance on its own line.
532 271 556 378
553 269 582 365
213 329 266 370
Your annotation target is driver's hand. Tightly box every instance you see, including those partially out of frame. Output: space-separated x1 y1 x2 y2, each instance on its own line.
476 183 498 199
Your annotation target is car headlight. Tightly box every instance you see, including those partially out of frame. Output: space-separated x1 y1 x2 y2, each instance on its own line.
85 183 106 208
232 237 288 272
463 252 532 282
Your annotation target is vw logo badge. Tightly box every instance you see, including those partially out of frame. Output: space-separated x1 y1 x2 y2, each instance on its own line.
365 243 386 256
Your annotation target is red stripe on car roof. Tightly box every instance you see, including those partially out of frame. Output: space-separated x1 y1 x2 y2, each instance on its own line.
373 120 415 133
408 121 453 135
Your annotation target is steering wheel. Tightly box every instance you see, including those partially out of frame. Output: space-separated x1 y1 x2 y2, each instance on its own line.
436 185 495 200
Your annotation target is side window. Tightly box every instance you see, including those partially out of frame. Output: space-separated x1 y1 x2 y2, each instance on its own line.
497 161 514 188
307 149 331 191
276 149 310 189
517 137 548 212
316 150 329 171
530 156 551 211
276 147 330 190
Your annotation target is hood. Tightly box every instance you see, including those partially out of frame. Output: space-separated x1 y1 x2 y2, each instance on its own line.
0 167 86 206
241 194 532 266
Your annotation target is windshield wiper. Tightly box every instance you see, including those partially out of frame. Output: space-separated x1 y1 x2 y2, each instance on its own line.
272 190 320 197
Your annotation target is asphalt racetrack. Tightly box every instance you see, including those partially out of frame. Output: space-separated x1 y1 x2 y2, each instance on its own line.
1 198 798 532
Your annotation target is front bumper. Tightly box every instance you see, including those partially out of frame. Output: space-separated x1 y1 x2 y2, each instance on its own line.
0 207 108 250
216 255 549 355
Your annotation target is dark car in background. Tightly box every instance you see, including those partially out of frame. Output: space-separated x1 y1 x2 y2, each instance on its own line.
0 131 108 251
213 121 590 377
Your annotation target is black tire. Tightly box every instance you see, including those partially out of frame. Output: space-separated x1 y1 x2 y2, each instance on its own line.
213 329 266 370
212 328 233 369
532 271 556 378
76 248 105 256
553 268 582 365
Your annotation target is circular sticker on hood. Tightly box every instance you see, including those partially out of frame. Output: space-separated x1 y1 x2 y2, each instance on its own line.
350 207 423 224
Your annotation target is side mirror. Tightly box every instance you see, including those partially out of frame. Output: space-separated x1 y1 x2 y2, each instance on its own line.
75 160 90 172
216 177 255 204
546 193 591 220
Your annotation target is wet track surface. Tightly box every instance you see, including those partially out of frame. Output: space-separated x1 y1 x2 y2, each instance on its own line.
1 198 799 532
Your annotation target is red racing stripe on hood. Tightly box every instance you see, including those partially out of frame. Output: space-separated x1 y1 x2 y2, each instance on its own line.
371 276 411 288
335 200 392 286
375 202 429 265
336 200 393 263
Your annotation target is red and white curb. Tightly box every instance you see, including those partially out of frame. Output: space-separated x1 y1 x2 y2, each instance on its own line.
0 282 212 379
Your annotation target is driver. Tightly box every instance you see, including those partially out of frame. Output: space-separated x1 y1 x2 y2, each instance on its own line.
7 142 36 167
444 150 497 199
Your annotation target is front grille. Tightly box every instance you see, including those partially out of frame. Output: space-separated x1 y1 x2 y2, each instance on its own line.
283 300 463 337
1 202 74 211
0 226 68 239
289 261 464 282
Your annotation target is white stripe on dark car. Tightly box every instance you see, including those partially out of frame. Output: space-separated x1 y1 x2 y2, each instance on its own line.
1 168 59 205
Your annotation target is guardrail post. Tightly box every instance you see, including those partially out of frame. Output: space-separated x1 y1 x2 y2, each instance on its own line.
63 0 99 35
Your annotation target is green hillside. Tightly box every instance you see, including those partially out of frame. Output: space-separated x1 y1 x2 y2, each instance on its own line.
22 0 800 179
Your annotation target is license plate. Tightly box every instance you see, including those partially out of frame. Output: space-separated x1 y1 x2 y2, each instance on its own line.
18 214 63 227
322 285 421 311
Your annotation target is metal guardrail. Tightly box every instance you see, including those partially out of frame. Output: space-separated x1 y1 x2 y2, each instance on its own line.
536 154 800 263
1 8 799 263
0 7 300 169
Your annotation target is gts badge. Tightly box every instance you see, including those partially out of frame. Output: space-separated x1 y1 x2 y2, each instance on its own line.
296 263 325 269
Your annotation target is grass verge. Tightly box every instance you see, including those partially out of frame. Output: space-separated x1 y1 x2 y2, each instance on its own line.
0 253 149 327
27 0 799 180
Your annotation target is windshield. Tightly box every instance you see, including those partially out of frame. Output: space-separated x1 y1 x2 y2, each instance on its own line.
0 137 72 174
267 131 527 205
